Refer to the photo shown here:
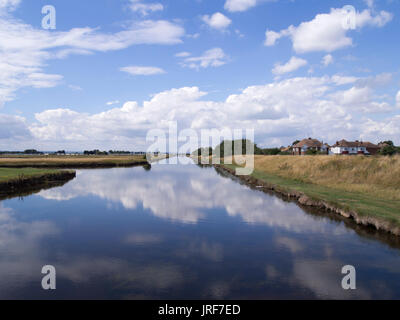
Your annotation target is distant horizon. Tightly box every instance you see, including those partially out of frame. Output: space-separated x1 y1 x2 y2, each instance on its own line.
0 136 395 155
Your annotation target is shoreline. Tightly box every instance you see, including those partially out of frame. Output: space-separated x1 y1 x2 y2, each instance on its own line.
214 164 400 237
0 170 76 200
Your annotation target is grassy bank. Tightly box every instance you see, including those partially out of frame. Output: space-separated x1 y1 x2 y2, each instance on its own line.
0 168 67 182
0 168 76 199
220 155 400 234
0 155 148 168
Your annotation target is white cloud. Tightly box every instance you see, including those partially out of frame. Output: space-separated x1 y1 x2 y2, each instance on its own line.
0 12 184 106
356 72 392 88
264 30 282 46
120 66 166 76
272 57 308 75
175 51 191 58
224 0 257 12
202 12 232 31
331 75 358 85
360 116 400 141
128 0 163 16
0 0 20 13
265 8 393 53
330 86 391 113
322 54 334 66
179 48 229 70
16 75 398 150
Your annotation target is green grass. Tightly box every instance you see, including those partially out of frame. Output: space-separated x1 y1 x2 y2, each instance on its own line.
0 168 64 183
223 163 400 227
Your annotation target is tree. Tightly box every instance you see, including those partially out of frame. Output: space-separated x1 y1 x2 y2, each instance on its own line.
214 140 261 157
84 150 108 155
262 148 281 155
380 145 397 156
292 140 300 146
24 149 41 154
380 140 394 147
192 147 213 157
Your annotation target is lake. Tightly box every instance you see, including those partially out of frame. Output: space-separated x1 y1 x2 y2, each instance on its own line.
1 158 400 299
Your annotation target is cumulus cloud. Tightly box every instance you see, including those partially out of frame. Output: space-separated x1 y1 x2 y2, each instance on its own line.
128 0 163 16
322 54 334 66
179 48 229 70
202 12 232 31
265 8 393 53
272 56 308 75
264 30 282 46
0 10 184 106
224 0 257 12
329 86 391 113
18 74 398 150
120 66 166 76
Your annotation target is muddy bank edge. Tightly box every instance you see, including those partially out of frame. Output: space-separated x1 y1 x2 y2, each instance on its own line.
0 170 76 199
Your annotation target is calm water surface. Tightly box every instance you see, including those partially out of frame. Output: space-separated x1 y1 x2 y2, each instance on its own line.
1 158 400 299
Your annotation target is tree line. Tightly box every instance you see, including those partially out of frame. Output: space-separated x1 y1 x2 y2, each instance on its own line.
192 140 289 157
191 139 400 157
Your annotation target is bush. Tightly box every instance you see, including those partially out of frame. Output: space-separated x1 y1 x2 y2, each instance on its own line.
262 148 281 155
305 149 318 155
214 140 262 157
380 145 397 156
192 147 213 157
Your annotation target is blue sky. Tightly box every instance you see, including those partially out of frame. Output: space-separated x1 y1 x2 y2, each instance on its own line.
0 0 399 150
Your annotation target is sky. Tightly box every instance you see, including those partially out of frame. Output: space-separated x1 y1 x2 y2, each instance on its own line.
0 0 399 151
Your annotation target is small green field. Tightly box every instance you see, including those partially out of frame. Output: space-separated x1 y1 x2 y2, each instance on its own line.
0 168 64 183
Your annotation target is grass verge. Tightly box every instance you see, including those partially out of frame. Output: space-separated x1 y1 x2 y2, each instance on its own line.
0 168 67 183
0 168 76 200
220 156 400 234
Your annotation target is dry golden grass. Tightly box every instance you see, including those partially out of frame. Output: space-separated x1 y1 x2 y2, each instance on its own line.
0 155 147 167
253 155 400 200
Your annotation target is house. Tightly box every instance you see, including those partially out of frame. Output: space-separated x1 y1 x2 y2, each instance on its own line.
362 141 381 155
330 140 380 155
292 138 329 155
